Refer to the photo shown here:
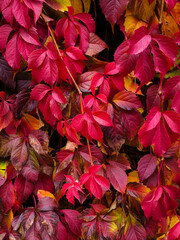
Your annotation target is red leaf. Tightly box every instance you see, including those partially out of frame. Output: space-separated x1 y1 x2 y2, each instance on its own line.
129 26 151 55
14 174 34 203
112 90 142 110
34 173 54 195
143 106 161 131
106 162 127 193
99 0 130 26
0 181 15 213
168 222 180 240
93 111 113 126
152 121 171 156
23 0 44 24
11 140 28 171
57 221 67 240
146 85 161 112
134 48 155 87
137 154 157 182
172 90 180 113
162 76 180 100
0 24 13 52
4 33 21 70
151 44 171 79
114 41 139 77
52 86 66 104
60 209 82 236
153 34 179 62
163 110 180 133
31 84 51 101
80 165 109 199
164 0 178 10
12 0 30 29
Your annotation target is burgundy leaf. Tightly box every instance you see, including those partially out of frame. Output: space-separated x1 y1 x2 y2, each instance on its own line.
134 48 155 87
14 174 34 203
162 76 180 100
0 55 15 89
60 209 82 236
106 162 127 193
57 221 67 240
112 90 142 110
146 85 161 112
34 172 54 195
137 154 157 182
99 0 130 26
0 181 15 213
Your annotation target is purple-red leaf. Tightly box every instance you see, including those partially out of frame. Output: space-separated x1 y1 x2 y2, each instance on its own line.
99 0 130 26
106 161 127 193
137 154 157 182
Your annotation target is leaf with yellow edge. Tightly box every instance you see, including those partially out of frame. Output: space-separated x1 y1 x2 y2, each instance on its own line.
128 0 156 23
71 0 83 13
2 209 13 230
45 0 71 11
162 12 179 38
0 160 7 187
124 12 147 37
124 214 147 240
37 190 57 202
82 0 91 12
127 170 140 183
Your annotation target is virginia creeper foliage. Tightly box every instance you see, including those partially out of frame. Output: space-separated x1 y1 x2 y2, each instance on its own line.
0 0 180 239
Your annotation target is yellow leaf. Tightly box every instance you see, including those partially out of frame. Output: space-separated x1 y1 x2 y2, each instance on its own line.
124 73 143 95
22 113 44 131
37 190 56 202
0 160 7 180
169 216 179 229
128 170 140 183
82 0 91 12
162 12 179 37
2 209 13 230
124 14 147 37
170 2 180 24
52 0 72 12
71 0 83 13
128 0 156 23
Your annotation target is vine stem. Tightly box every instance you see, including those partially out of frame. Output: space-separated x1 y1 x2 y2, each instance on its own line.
41 14 93 165
158 159 164 185
159 0 165 24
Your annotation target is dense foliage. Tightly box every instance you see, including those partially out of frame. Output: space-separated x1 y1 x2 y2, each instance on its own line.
0 0 180 239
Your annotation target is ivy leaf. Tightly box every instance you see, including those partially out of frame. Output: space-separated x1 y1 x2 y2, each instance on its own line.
106 161 127 193
0 181 15 213
28 42 59 86
57 221 67 240
141 185 179 221
28 130 49 154
168 221 180 240
124 214 147 240
34 172 54 195
162 76 180 100
0 55 15 90
137 154 157 182
112 90 142 110
134 48 155 87
129 26 152 55
99 0 130 27
60 209 82 237
146 85 161 112
14 174 34 204
172 90 180 113
80 165 110 199
62 175 84 205
85 33 108 56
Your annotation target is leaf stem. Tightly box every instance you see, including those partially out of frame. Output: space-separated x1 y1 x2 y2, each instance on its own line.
41 14 94 165
159 0 165 24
